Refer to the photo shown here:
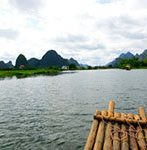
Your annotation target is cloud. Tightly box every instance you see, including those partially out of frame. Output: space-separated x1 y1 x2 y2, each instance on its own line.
73 43 105 50
0 29 19 40
0 53 15 64
9 0 43 13
121 31 147 40
97 0 112 4
53 34 105 50
0 0 147 65
96 14 147 40
54 34 89 43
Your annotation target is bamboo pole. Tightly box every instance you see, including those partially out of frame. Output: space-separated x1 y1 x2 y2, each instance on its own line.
108 100 115 117
93 111 107 150
113 112 120 150
94 115 147 125
103 122 112 150
103 101 114 150
139 107 146 121
84 110 100 150
144 128 147 143
121 113 129 150
134 114 140 121
128 113 138 150
139 107 147 143
138 107 147 147
134 114 146 150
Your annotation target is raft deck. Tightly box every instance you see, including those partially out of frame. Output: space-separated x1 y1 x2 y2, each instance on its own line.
84 101 147 150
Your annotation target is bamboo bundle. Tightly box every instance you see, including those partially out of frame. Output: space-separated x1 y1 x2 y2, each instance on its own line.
84 100 147 150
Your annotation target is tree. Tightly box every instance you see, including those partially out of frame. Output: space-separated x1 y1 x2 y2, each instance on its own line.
69 64 77 70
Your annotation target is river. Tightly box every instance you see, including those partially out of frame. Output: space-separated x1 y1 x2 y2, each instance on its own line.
0 69 147 149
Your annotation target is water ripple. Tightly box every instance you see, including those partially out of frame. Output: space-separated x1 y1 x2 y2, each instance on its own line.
0 70 147 149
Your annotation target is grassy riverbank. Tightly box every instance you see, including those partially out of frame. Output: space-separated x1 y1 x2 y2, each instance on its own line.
0 68 61 78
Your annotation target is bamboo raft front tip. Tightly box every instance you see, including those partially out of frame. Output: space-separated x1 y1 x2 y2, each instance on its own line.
84 100 147 150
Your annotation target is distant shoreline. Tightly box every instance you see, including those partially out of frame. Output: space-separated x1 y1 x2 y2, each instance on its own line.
0 68 61 79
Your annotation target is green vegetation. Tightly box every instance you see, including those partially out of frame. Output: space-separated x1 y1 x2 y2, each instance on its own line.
0 68 61 78
117 57 147 69
69 64 77 70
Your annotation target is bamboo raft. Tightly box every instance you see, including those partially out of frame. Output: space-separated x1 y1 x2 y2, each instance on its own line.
84 101 147 150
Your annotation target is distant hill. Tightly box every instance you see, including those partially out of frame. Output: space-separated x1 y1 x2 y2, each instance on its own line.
80 63 89 68
28 58 40 68
15 54 29 69
108 50 147 68
15 50 80 68
108 52 134 67
119 52 134 59
39 50 68 68
0 61 8 69
68 58 80 66
0 61 13 69
6 61 14 68
138 49 147 61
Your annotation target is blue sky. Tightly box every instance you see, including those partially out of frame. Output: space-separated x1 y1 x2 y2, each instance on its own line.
0 0 147 65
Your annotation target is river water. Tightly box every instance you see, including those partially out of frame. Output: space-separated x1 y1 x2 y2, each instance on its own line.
0 69 147 149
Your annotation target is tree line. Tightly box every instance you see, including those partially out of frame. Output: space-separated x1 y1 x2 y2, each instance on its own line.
117 57 147 69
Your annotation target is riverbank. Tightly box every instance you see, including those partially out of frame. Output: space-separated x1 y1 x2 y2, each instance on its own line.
0 68 61 78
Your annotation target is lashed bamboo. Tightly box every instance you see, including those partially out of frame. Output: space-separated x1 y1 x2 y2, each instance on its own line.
144 128 147 143
103 101 114 150
113 112 120 150
134 114 146 150
138 107 147 149
121 113 129 150
85 101 147 150
128 113 138 150
93 111 107 150
139 107 147 142
84 110 100 150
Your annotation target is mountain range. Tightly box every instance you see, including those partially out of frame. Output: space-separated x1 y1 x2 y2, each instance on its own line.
108 49 147 67
0 61 14 69
1 49 147 69
0 50 80 69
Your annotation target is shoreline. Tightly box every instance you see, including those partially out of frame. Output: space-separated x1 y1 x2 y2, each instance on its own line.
0 68 61 79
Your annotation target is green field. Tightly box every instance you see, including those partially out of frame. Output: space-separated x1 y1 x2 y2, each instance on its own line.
0 68 61 78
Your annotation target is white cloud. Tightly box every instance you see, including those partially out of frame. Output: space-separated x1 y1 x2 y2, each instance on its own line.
0 29 19 39
0 0 147 65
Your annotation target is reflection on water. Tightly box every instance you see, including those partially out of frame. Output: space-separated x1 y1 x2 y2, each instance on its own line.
0 69 147 149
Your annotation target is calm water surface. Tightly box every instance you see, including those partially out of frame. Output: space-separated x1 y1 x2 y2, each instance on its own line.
0 69 147 149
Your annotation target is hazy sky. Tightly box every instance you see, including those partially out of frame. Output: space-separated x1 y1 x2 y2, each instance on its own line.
0 0 147 65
